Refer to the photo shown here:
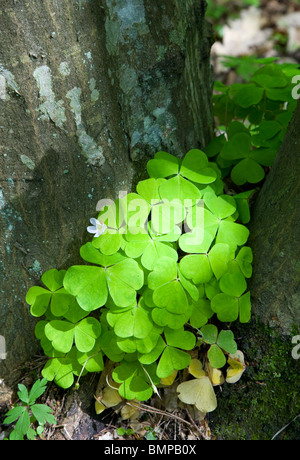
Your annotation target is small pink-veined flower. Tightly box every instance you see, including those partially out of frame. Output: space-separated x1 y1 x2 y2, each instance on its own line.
87 218 107 238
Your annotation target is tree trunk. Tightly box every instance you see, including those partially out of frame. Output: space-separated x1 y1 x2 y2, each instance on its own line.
0 0 213 392
249 99 300 336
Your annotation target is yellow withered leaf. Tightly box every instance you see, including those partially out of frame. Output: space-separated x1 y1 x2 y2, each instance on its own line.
121 403 140 421
177 376 217 414
188 359 206 379
160 370 178 386
94 385 123 414
207 363 225 386
95 400 106 415
226 350 246 384
101 386 123 408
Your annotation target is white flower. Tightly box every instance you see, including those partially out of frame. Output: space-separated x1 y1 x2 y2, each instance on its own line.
87 218 107 238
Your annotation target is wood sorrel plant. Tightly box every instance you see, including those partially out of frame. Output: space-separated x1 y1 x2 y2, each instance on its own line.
27 149 251 415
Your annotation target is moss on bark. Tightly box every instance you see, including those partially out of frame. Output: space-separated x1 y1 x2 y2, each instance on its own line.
210 319 300 440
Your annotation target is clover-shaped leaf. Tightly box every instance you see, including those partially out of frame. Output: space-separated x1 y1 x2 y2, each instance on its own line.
189 297 214 329
41 269 66 291
180 149 218 184
232 84 264 108
179 243 232 286
63 266 107 312
44 317 101 353
136 177 166 204
64 258 144 311
231 158 265 186
148 150 217 207
112 361 160 401
156 347 191 379
164 327 196 350
106 298 154 340
181 197 249 251
199 325 237 368
147 149 217 184
211 273 251 323
208 243 233 279
138 327 195 379
147 151 180 178
219 130 270 186
158 174 202 206
177 373 217 414
251 64 288 89
179 225 215 255
204 192 236 219
77 345 104 373
216 218 250 249
176 359 217 415
220 132 251 161
179 254 212 284
147 257 193 314
41 347 82 389
26 269 74 318
208 345 227 368
153 281 188 314
155 328 195 379
123 228 178 271
106 258 144 307
80 242 126 267
151 307 191 330
219 272 247 297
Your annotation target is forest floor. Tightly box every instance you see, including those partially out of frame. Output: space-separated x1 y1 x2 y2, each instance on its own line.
1 0 300 441
210 0 300 83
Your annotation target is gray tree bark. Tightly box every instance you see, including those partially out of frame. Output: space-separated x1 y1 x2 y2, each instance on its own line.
249 99 300 336
0 0 214 394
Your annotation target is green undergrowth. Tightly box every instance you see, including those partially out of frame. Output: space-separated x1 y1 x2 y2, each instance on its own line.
24 60 298 427
205 60 298 187
26 147 252 417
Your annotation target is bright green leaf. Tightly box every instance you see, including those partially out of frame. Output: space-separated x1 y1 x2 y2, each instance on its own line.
64 266 107 311
231 158 265 185
157 347 191 379
208 344 226 368
219 272 247 297
147 151 180 178
204 192 236 219
217 330 237 354
180 149 217 184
